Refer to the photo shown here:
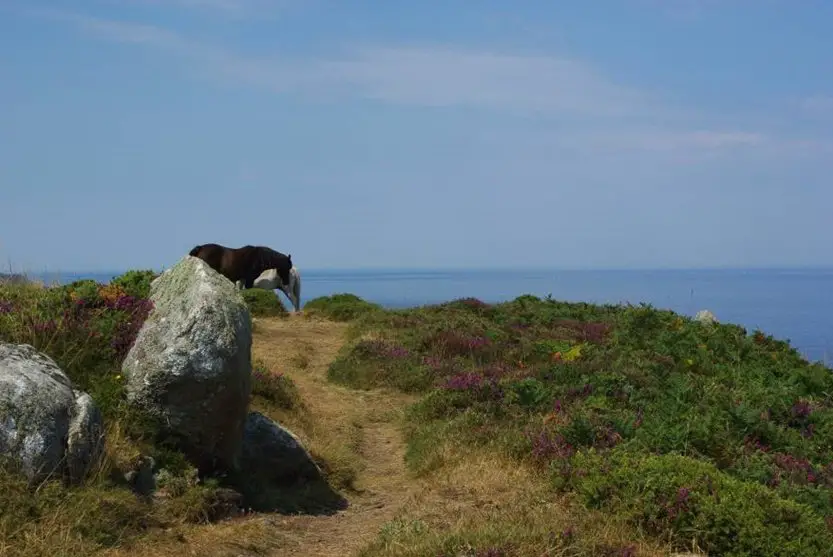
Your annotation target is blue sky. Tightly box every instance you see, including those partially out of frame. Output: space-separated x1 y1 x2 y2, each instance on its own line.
1 0 832 272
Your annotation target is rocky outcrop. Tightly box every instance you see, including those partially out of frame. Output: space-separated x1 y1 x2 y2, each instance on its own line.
695 309 718 325
122 255 252 473
0 343 104 484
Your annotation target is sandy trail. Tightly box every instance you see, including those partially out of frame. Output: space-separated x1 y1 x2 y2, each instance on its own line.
248 315 418 557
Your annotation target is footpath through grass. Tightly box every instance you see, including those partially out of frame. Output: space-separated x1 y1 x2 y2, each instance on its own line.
307 293 833 557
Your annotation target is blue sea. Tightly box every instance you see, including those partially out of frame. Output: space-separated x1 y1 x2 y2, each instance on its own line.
36 268 833 366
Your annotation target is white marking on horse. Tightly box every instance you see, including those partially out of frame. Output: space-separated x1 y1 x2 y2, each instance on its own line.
237 266 301 312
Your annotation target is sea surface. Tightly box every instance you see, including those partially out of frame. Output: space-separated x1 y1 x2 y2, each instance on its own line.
35 268 833 366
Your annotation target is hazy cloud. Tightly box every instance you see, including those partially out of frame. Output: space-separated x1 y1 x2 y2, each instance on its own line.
56 14 674 120
316 46 658 119
43 12 827 157
801 95 833 114
105 0 293 18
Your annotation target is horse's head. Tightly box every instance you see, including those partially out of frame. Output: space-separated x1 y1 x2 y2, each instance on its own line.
278 266 301 312
277 255 292 286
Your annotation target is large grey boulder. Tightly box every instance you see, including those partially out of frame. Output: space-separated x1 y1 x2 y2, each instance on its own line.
0 343 104 484
122 255 252 473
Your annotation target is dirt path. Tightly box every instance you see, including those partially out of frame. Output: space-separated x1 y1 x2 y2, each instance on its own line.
248 315 419 557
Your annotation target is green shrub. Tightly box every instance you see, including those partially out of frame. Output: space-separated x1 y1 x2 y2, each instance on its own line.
304 293 382 321
62 279 100 303
327 337 433 392
567 449 833 556
110 269 159 299
240 288 287 317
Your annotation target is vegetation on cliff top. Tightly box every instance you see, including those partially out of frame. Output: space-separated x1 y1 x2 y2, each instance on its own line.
2 270 832 556
310 292 833 556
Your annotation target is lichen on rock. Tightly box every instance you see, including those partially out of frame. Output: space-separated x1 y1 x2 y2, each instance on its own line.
122 255 252 473
0 343 104 484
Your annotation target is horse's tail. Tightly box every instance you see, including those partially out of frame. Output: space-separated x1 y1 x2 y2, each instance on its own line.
188 245 202 257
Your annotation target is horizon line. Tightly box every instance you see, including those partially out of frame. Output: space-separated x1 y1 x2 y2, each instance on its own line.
11 264 833 277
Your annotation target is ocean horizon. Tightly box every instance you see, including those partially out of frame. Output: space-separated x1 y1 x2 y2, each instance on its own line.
22 267 833 366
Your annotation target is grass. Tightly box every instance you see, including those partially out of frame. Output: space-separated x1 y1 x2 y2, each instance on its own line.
310 293 833 556
240 289 288 317
304 293 382 321
357 450 678 557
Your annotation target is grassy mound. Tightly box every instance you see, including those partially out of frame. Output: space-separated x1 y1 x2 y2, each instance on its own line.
240 288 288 317
327 294 833 556
303 293 382 321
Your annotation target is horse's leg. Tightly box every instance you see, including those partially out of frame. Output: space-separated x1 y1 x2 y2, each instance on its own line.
292 272 301 312
243 273 255 289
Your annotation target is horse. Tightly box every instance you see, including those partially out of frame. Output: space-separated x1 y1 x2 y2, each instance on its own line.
188 243 293 290
237 266 302 312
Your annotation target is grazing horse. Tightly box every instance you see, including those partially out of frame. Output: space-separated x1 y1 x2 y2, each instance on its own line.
238 266 302 312
188 243 293 290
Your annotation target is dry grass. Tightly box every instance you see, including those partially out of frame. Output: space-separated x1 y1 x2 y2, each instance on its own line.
251 315 368 491
356 448 675 557
240 315 420 557
99 518 286 557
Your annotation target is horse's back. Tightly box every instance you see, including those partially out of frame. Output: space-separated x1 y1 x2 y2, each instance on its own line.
189 243 230 274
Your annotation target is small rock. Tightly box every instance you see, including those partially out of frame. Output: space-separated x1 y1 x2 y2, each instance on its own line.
124 455 156 496
239 411 322 483
694 310 717 325
207 487 245 521
232 411 349 513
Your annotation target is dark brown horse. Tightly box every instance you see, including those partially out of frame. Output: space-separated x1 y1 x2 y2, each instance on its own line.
188 243 293 290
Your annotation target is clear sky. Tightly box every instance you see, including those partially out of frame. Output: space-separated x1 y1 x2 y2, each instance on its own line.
1 1 832 272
